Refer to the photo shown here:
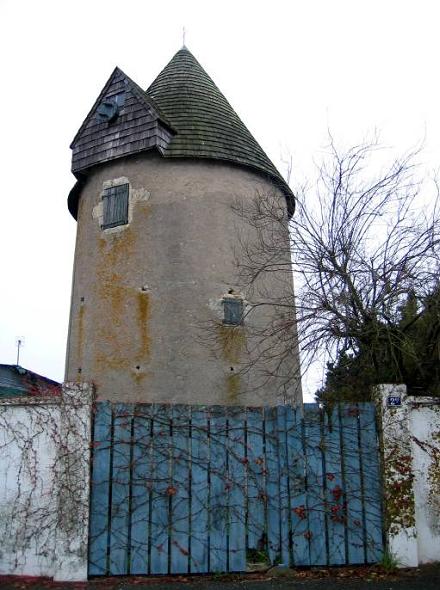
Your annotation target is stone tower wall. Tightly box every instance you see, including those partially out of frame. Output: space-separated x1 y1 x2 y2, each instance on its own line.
65 152 301 405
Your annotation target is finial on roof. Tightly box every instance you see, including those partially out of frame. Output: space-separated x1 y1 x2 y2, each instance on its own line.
182 26 186 48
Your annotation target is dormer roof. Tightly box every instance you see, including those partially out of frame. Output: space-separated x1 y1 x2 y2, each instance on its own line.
70 67 175 176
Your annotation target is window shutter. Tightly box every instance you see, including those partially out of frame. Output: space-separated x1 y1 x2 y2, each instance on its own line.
223 298 244 325
102 184 129 228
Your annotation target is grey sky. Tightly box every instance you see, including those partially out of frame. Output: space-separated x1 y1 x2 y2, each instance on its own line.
1 0 438 398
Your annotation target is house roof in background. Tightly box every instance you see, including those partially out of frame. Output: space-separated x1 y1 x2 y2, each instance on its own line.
0 364 61 398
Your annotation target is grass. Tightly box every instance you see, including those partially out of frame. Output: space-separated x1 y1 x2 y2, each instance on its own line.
379 549 402 573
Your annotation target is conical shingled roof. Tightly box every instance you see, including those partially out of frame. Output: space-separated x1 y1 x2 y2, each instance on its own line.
147 47 294 214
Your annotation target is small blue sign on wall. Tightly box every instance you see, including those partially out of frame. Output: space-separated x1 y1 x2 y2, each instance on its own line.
387 395 402 407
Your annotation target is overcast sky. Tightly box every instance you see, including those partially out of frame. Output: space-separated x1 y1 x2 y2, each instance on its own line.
1 0 439 399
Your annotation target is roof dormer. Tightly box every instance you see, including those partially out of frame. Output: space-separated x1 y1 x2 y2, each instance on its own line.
70 67 175 175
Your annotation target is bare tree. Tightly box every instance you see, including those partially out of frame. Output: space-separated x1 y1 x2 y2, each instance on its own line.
233 137 440 398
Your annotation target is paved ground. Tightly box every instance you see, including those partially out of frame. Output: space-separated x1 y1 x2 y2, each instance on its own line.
0 564 439 590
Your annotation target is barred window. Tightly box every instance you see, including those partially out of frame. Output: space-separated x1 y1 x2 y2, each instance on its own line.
223 298 244 325
102 184 129 229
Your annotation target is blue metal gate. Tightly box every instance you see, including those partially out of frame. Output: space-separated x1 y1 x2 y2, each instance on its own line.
88 403 383 575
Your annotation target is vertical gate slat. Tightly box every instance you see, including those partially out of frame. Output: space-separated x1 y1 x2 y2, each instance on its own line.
109 404 133 575
323 406 346 565
277 406 290 566
265 407 281 564
340 404 365 564
150 405 171 574
228 407 246 571
288 406 309 566
170 405 190 573
190 407 209 573
209 406 228 572
130 405 152 575
303 404 327 565
245 407 265 554
89 402 112 576
359 404 383 562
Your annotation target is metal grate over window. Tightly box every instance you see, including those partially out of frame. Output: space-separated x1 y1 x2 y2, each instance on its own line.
223 298 244 325
102 184 129 229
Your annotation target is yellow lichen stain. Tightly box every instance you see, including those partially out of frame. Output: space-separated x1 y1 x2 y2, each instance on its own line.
77 304 84 363
94 226 136 367
227 373 241 400
133 368 152 389
98 225 135 266
105 275 126 319
134 371 146 385
94 352 130 370
133 202 151 224
98 235 106 253
137 291 151 358
92 221 154 380
217 325 246 363
93 274 134 372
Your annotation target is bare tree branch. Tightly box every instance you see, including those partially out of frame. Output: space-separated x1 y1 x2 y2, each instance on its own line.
232 137 440 398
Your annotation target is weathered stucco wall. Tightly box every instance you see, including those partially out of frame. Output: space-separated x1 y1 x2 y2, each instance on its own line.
377 385 440 566
0 384 93 581
65 152 301 405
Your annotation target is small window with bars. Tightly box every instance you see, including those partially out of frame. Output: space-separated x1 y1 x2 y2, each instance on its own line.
102 184 129 229
223 298 244 325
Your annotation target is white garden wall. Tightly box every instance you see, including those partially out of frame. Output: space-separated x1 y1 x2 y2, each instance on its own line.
1 382 438 581
378 385 440 566
0 383 93 581
410 399 440 564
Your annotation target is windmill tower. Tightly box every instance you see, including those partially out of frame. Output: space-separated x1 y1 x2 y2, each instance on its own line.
65 47 302 405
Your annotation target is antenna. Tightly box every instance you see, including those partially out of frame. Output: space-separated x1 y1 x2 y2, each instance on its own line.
182 26 186 47
16 337 24 366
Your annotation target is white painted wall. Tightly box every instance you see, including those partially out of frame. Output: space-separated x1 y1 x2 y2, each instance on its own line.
0 401 57 576
378 385 440 567
0 383 93 581
409 400 440 564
